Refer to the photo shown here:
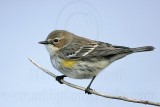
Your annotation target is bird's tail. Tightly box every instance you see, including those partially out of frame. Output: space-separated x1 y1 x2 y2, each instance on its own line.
131 46 155 53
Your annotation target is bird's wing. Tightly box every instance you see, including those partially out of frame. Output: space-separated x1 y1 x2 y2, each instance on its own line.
59 41 133 60
58 41 97 59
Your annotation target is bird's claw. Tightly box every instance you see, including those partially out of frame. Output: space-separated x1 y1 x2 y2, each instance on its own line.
56 75 66 84
85 87 93 94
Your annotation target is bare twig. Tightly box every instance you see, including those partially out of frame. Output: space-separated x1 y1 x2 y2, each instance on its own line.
28 58 160 107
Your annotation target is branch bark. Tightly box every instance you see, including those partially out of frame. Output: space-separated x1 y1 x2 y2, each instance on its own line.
28 58 160 107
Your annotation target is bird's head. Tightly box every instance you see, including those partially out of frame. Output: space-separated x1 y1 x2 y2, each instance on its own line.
39 30 73 55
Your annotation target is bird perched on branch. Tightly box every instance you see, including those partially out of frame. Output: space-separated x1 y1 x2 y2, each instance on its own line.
39 30 154 94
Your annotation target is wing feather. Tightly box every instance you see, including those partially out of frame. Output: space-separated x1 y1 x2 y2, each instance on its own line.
59 40 132 60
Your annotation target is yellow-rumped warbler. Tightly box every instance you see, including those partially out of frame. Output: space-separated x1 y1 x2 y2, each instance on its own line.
39 30 154 94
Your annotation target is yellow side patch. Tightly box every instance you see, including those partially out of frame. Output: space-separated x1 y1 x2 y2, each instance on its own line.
61 59 77 68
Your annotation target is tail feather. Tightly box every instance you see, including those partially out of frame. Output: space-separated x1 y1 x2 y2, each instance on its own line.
131 46 155 53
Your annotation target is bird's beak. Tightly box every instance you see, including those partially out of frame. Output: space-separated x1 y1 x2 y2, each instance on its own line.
39 41 49 44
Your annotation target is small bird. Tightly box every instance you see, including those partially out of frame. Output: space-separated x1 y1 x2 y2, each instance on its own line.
39 30 154 94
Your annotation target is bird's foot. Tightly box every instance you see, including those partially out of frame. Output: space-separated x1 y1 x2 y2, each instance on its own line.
56 75 66 84
85 87 93 94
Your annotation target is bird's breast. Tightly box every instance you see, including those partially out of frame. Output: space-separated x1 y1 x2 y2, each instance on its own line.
50 56 111 79
60 59 77 68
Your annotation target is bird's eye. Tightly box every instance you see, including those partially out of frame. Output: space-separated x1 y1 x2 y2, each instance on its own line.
53 38 59 43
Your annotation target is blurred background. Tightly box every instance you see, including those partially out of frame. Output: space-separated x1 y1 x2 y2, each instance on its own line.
0 0 160 107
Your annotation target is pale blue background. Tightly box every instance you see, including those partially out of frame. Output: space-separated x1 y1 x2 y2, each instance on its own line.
0 0 160 107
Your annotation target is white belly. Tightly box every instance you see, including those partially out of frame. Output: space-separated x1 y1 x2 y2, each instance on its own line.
50 56 110 79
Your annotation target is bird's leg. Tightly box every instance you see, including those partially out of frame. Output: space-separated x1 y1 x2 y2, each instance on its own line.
85 76 96 94
56 75 66 84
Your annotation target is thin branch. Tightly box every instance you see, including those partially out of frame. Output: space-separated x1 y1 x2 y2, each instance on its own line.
28 58 160 107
